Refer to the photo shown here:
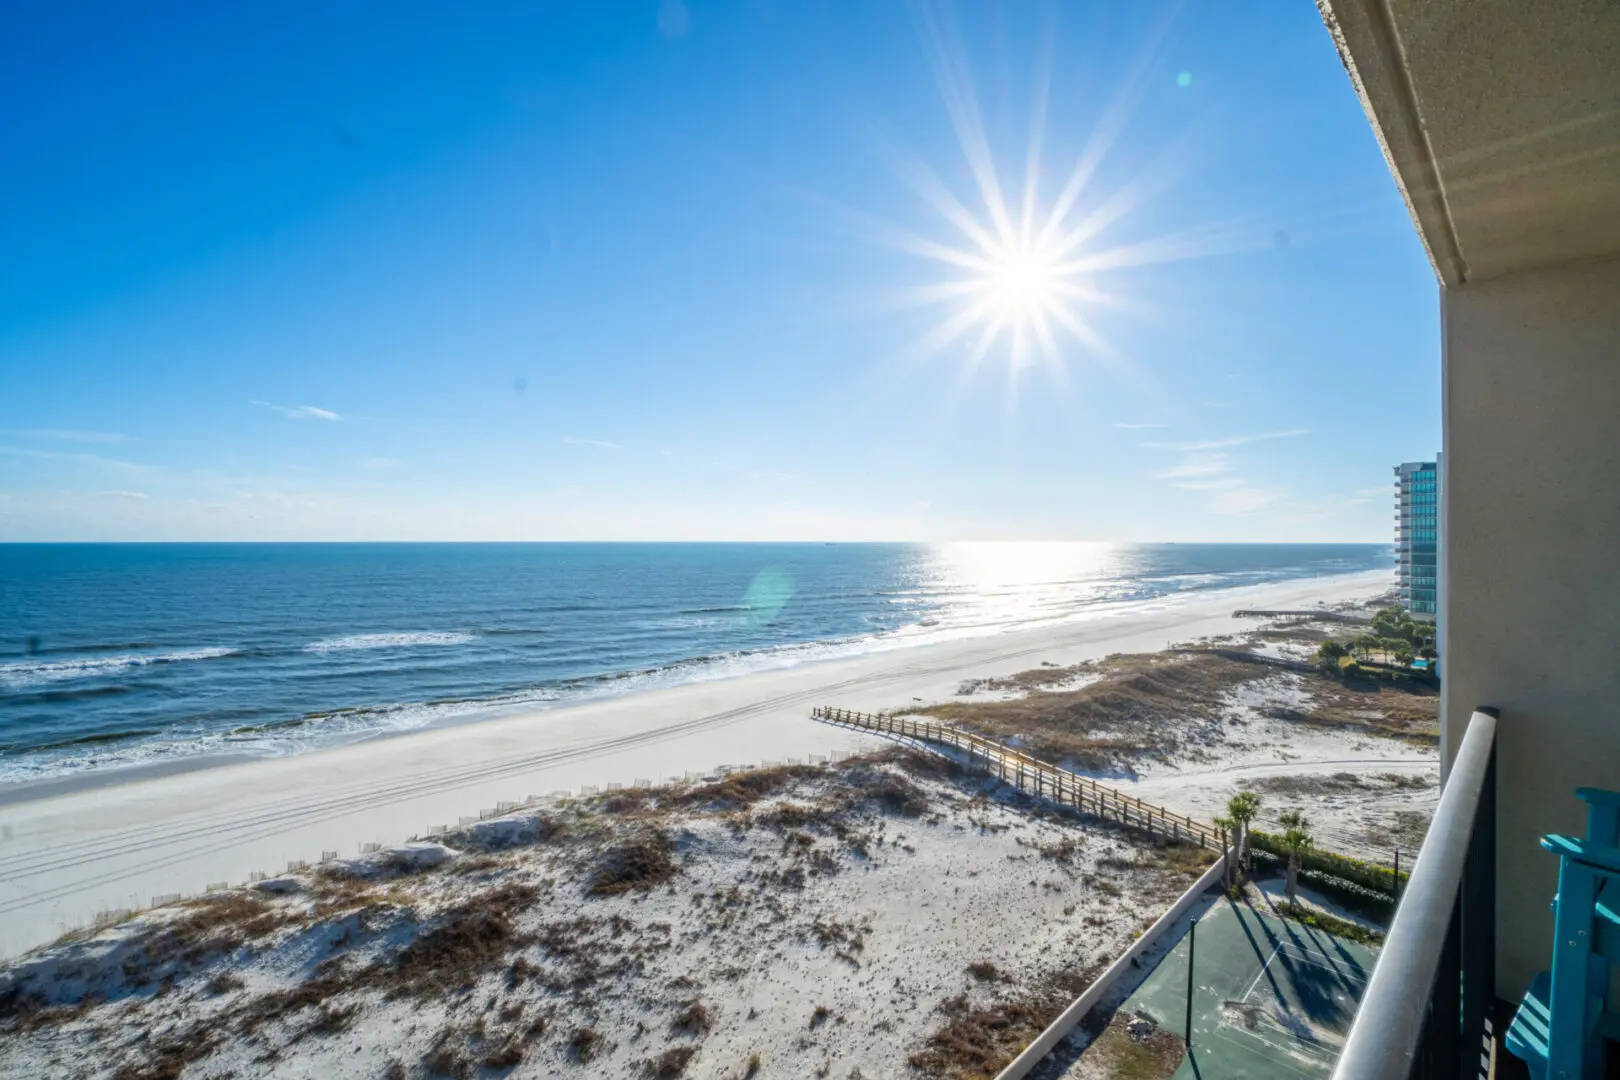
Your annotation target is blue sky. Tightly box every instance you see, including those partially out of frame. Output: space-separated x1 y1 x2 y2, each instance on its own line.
0 1 1437 542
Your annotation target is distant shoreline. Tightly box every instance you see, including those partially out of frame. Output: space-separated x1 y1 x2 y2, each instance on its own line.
0 568 1391 959
0 567 1392 801
1 546 1392 789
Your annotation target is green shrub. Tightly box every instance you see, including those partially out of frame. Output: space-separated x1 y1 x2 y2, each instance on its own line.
1250 831 1406 895
1317 640 1347 662
1247 847 1397 921
1338 655 1363 677
1295 869 1396 921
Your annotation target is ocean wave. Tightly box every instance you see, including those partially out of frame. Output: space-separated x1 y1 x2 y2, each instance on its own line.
11 684 137 704
0 559 1395 784
0 640 160 659
0 647 237 688
303 632 477 653
0 729 259 786
25 728 164 753
1 632 907 781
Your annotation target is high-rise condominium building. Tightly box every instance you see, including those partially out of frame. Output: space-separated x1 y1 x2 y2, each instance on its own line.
1395 460 1439 617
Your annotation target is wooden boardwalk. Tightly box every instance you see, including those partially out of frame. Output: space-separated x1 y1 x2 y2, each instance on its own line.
811 706 1225 850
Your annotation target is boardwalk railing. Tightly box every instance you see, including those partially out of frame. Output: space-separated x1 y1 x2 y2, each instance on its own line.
811 706 1223 849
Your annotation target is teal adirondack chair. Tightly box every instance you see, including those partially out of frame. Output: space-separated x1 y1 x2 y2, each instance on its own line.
1507 788 1620 1080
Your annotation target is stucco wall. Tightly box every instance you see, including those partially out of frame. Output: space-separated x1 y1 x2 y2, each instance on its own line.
1442 254 1620 998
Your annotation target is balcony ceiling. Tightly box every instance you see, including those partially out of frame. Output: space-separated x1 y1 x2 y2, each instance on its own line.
1319 0 1620 286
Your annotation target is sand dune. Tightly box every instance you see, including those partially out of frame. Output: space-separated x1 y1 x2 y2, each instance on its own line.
0 570 1390 960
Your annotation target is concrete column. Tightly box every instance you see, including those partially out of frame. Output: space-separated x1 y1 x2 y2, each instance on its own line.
1442 253 1620 997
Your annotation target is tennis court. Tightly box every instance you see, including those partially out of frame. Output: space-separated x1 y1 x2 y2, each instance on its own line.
1121 895 1379 1079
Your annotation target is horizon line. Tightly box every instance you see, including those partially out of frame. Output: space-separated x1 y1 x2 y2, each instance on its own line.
0 537 1395 546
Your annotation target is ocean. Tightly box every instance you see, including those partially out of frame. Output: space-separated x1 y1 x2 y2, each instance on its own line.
0 542 1389 785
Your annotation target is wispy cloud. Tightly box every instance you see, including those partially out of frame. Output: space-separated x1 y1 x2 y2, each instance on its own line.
14 429 134 444
1156 457 1228 480
254 401 343 421
560 436 622 450
100 490 148 499
1144 429 1310 452
1206 486 1277 515
1113 422 1167 430
0 446 150 473
1344 484 1396 505
1142 429 1309 517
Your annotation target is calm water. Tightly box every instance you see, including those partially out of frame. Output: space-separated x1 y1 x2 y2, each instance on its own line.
0 543 1388 783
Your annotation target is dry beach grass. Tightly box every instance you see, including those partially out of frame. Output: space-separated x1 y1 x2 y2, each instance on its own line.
930 647 1438 772
0 750 1212 1080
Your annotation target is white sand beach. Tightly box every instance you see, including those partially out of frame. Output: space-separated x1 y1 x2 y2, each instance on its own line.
0 754 1218 1080
0 570 1392 961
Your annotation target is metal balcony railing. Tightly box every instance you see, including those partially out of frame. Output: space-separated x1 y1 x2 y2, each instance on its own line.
1332 708 1499 1080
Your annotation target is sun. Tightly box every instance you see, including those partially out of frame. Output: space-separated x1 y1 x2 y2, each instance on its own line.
862 2 1285 398
870 22 1125 384
910 222 1102 375
866 1 1187 387
985 242 1058 318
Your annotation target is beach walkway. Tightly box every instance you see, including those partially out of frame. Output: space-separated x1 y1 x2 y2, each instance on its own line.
811 705 1224 848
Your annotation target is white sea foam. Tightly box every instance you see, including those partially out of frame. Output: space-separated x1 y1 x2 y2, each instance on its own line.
0 567 1395 785
303 632 477 654
0 647 237 688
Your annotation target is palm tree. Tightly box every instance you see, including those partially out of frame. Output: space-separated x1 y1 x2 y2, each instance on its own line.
1278 810 1315 907
1227 791 1260 879
1214 814 1236 890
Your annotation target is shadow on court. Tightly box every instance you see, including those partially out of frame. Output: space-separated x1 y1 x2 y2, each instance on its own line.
1122 895 1379 1079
